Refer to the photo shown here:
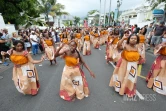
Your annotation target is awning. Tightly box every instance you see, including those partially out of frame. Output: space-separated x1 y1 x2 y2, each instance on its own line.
153 9 164 14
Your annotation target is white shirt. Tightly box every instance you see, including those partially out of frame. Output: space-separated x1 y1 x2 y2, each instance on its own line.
30 34 38 45
162 38 166 43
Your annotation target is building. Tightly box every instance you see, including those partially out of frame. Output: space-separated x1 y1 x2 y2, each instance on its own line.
54 14 74 27
0 13 16 36
119 2 165 27
88 12 105 26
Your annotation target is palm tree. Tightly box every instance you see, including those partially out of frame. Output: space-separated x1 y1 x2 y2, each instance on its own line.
74 16 81 26
49 3 68 20
38 0 68 27
147 0 166 10
50 3 68 27
24 16 46 28
37 0 53 22
88 10 99 15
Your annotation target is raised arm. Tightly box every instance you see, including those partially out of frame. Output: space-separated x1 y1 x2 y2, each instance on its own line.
54 44 67 57
117 35 127 49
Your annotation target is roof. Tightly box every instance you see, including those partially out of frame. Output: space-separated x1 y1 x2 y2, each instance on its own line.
88 12 104 17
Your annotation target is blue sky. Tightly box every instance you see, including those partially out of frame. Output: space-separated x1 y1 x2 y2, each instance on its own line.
57 0 144 17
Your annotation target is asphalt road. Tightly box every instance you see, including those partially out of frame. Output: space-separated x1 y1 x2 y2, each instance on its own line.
0 46 166 111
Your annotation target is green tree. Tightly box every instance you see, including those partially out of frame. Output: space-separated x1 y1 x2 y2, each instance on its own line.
37 0 68 27
63 20 72 27
37 0 53 22
74 16 80 26
49 3 68 18
147 0 166 10
0 0 42 28
84 17 88 20
88 10 99 15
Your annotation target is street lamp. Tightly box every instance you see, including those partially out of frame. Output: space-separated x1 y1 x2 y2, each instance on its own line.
116 0 122 24
108 0 112 26
99 0 102 26
103 0 106 27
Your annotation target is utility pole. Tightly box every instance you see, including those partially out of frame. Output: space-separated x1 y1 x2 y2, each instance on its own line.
108 0 112 26
104 0 106 27
99 0 102 26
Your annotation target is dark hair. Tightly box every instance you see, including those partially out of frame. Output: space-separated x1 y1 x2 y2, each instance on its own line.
124 30 129 34
70 41 83 64
134 24 137 27
114 28 119 35
62 33 67 38
0 32 3 37
13 40 25 50
126 34 140 44
48 32 52 37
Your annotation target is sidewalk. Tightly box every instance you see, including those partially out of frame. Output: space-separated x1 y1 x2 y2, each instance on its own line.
0 60 13 74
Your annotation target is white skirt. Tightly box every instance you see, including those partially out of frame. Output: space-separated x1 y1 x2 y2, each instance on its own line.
24 42 31 48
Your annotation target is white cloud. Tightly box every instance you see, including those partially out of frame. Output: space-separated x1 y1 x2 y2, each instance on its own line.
57 0 144 17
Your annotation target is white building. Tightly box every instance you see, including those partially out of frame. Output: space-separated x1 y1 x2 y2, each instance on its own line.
88 12 105 26
119 2 165 27
54 14 74 27
0 13 16 36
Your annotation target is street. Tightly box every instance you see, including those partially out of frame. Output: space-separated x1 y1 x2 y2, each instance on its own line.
0 45 166 111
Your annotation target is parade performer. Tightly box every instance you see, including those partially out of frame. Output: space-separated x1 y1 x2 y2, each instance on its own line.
93 29 100 49
99 29 105 45
109 34 140 97
59 32 63 42
138 28 146 64
42 33 56 65
106 31 114 62
146 42 166 95
107 29 120 64
90 28 94 43
58 33 70 58
75 29 83 51
104 29 109 44
1 40 44 95
83 31 91 55
55 41 95 101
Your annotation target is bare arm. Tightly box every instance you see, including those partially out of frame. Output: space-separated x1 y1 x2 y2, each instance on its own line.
80 56 95 78
117 36 126 49
0 40 6 43
27 53 44 64
54 44 67 57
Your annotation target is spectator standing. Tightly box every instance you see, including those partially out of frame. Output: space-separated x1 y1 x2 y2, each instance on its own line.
0 32 9 66
30 31 39 55
150 21 166 48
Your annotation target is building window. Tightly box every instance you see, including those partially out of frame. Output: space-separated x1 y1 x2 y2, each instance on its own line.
133 15 137 17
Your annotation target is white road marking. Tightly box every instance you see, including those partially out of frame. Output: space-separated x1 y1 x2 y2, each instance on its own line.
136 90 145 100
109 61 116 68
39 64 43 66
